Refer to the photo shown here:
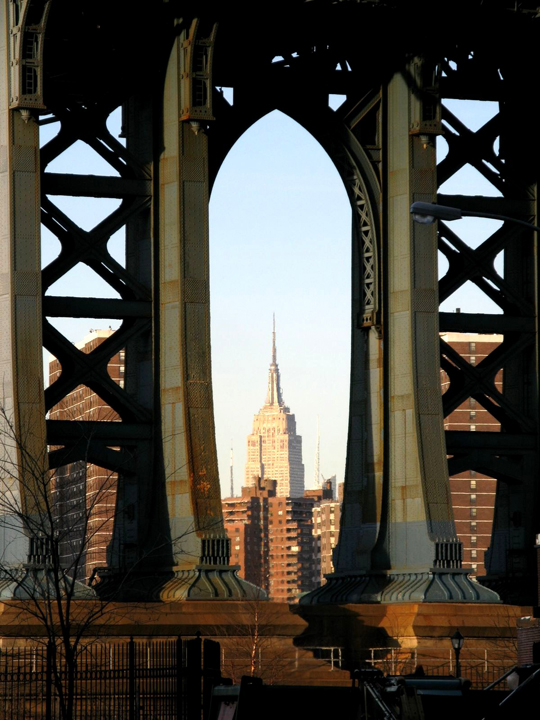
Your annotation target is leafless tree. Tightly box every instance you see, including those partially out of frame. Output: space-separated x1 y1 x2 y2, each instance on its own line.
212 593 299 685
0 403 207 720
0 401 137 719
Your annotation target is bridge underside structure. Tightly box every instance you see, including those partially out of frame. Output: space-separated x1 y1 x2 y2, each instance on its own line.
0 1 537 604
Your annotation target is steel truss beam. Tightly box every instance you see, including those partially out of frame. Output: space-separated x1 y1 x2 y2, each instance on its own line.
210 13 500 602
0 1 538 604
437 49 539 603
0 2 262 601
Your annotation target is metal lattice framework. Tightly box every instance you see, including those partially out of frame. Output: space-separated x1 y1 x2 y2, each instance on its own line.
437 49 539 601
0 1 538 603
42 104 153 471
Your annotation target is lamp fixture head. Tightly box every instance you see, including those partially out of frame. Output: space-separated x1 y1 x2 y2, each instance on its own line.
451 629 464 651
411 201 463 223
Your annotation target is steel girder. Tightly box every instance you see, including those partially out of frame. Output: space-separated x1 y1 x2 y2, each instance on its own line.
437 51 539 604
0 1 538 603
0 1 263 600
209 4 539 604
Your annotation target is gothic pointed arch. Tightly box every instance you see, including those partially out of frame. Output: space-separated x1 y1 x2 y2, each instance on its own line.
208 89 385 569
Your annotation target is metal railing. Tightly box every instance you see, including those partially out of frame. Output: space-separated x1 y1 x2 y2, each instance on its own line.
364 647 514 690
0 634 221 720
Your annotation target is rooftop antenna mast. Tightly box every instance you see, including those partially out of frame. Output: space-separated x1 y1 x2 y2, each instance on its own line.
230 445 234 497
314 415 320 488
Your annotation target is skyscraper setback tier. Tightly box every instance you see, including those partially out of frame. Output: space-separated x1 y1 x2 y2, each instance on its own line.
244 321 305 497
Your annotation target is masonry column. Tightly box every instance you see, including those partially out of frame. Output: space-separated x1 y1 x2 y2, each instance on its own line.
383 62 457 575
0 4 47 568
158 23 260 600
302 61 500 603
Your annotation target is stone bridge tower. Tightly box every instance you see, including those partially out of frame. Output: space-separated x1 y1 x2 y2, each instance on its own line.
0 1 537 604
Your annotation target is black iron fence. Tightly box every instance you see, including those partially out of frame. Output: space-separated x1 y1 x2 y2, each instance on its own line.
364 647 514 690
420 661 514 690
0 634 221 720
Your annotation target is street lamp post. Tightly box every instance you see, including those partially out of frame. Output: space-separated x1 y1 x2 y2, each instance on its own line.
410 201 540 233
451 630 464 678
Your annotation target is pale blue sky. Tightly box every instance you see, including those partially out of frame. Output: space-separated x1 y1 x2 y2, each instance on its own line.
41 99 502 496
209 110 350 493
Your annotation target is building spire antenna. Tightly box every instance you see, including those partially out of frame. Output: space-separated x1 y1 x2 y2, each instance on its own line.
265 314 284 406
272 312 276 365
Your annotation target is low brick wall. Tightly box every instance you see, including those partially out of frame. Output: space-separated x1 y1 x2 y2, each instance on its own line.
517 616 540 664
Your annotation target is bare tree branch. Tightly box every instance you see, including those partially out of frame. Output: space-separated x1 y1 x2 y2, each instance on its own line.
0 402 212 720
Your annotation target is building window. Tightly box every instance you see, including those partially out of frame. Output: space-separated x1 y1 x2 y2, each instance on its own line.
471 549 477 559
469 397 476 409
470 508 477 518
470 425 476 431
470 411 476 421
470 356 476 365
469 342 476 353
471 563 478 573
470 470 476 477
470 494 477 505
470 521 477 532
471 536 477 545
470 480 477 490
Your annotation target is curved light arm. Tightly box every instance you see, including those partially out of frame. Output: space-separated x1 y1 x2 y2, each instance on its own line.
410 201 540 233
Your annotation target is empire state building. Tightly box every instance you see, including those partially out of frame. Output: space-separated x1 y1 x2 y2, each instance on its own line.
244 320 305 497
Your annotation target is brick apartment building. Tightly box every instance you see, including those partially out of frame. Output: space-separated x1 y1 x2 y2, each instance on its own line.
222 478 319 602
313 502 341 581
441 332 503 577
305 480 341 581
222 484 267 590
48 329 123 582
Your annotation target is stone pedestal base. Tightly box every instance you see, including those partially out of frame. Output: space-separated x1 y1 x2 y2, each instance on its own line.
300 570 501 604
158 565 265 601
94 564 264 602
0 563 96 600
